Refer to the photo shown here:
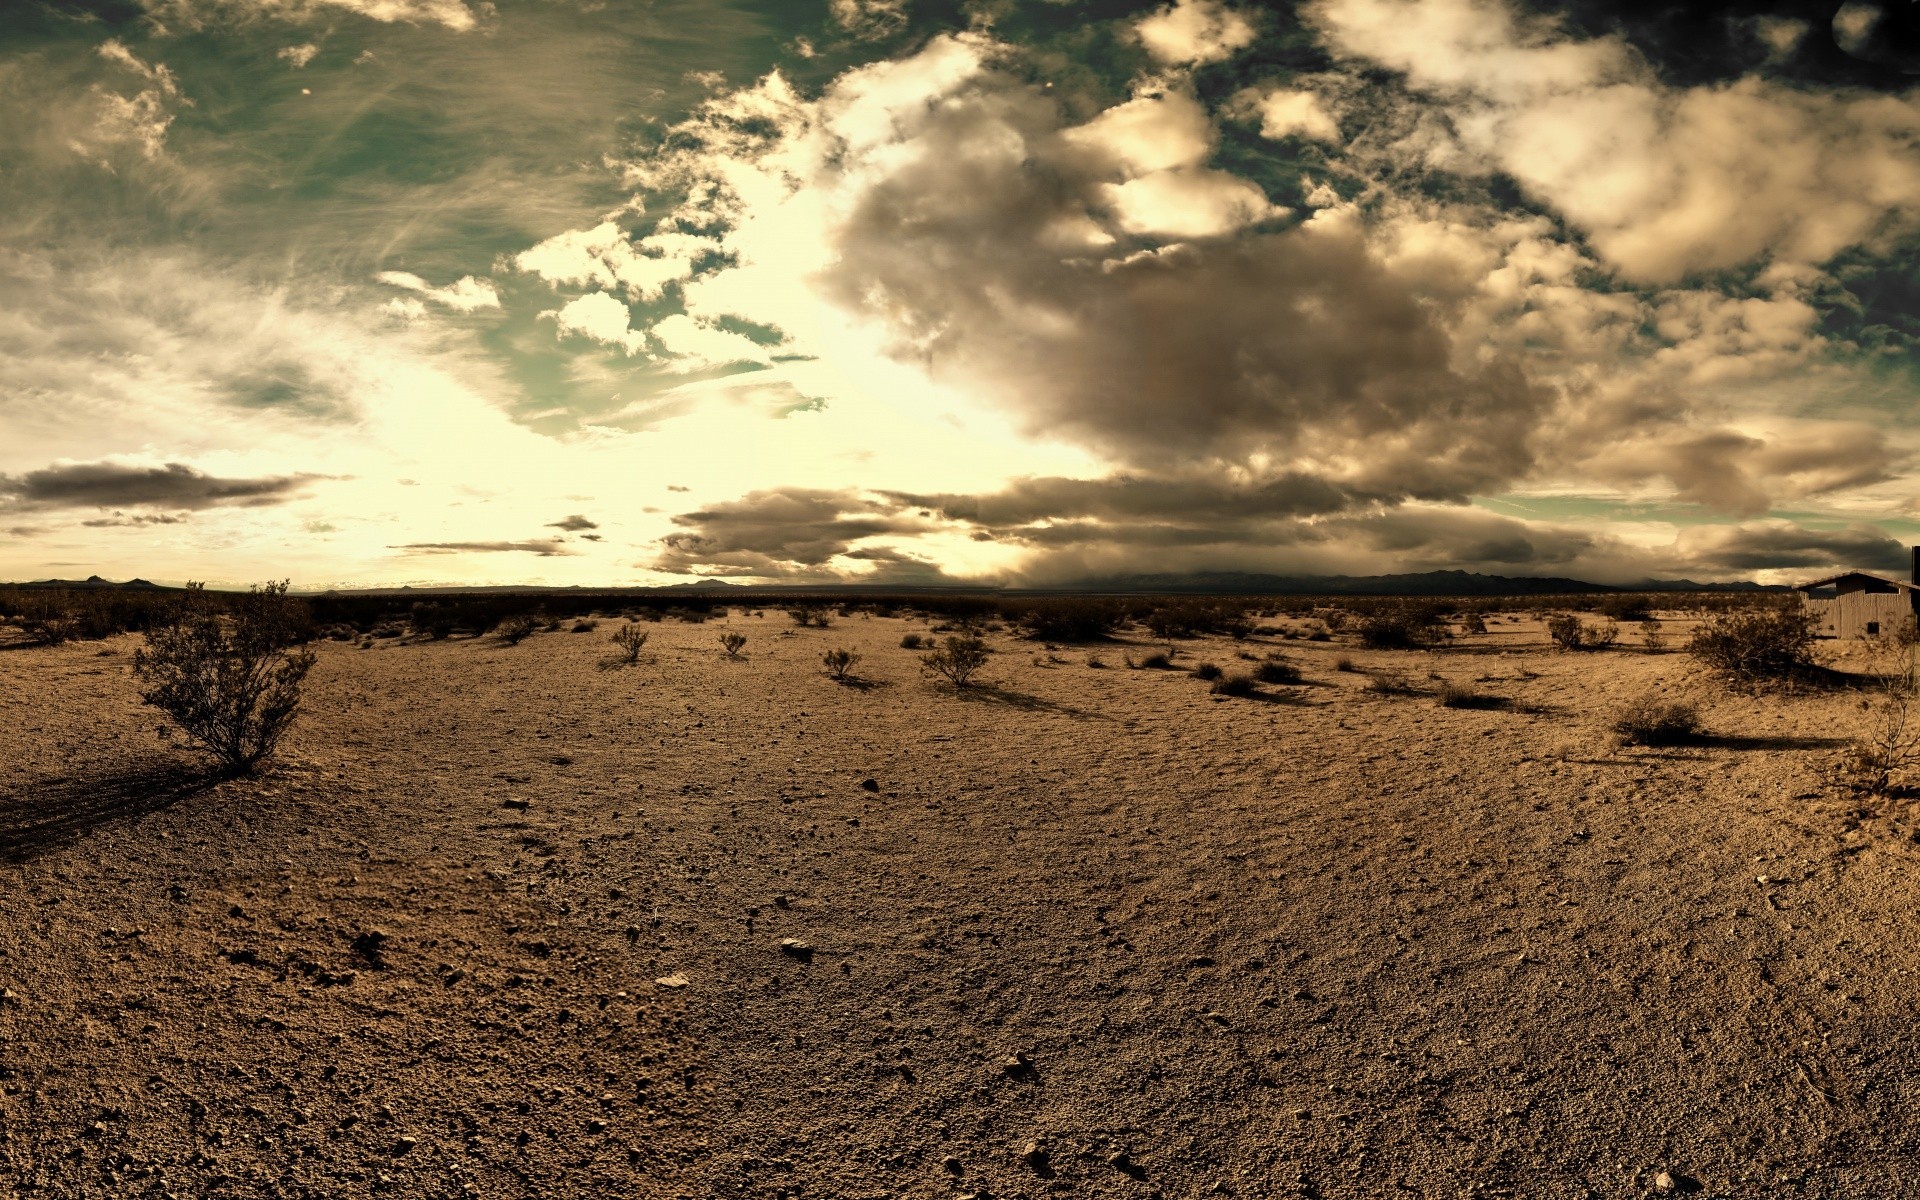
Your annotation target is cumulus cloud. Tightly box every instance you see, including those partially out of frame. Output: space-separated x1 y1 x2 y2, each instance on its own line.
830 0 909 40
1310 0 1920 282
655 488 931 577
1133 0 1258 66
0 460 320 512
546 292 647 354
1672 520 1909 574
513 221 696 303
546 514 598 531
1232 87 1342 143
277 44 320 68
375 271 501 313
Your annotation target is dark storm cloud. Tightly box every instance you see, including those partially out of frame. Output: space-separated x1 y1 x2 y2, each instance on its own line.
546 514 599 531
887 473 1360 527
395 540 576 556
654 488 924 576
813 72 1549 499
0 460 319 511
1678 522 1910 573
81 512 189 527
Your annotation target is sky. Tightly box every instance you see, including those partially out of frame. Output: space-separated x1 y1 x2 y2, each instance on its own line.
2 0 1919 589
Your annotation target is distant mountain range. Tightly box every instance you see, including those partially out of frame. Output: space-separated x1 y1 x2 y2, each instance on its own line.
8 575 171 590
1 570 1780 597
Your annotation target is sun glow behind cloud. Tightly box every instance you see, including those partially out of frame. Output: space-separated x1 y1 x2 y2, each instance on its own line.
2 0 1918 587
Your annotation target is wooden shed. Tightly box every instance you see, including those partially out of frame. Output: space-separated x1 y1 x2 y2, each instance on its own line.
1795 557 1920 639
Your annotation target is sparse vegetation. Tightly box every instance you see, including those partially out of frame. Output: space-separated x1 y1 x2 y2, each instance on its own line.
607 624 649 667
900 633 924 649
132 581 316 776
1210 671 1257 697
1334 655 1356 672
1130 649 1176 669
1688 605 1817 682
788 606 833 628
1009 597 1127 642
1436 681 1501 709
1546 614 1618 651
922 635 989 688
1192 662 1224 681
571 618 599 634
1841 625 1920 794
1356 605 1448 650
1611 694 1704 746
495 614 538 645
1460 612 1487 635
1254 659 1302 685
822 647 860 682
720 632 748 659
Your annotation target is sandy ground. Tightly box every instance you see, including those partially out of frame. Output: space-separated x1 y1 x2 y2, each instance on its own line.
2 611 1919 1199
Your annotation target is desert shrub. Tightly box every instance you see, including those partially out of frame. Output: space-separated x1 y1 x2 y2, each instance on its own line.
719 632 747 659
1611 694 1703 746
1688 605 1817 681
1546 614 1618 651
1210 671 1257 697
1461 612 1487 635
133 581 316 776
787 606 832 628
1641 624 1668 653
1144 601 1252 640
1334 655 1356 672
1365 670 1422 695
1254 659 1302 685
1839 632 1920 793
1598 594 1654 622
496 614 538 645
900 633 924 649
412 605 457 641
1132 650 1175 669
822 647 860 681
609 624 648 665
1437 682 1500 709
1355 605 1447 650
1010 598 1127 642
571 619 599 634
1192 662 1224 681
1086 655 1108 668
14 592 82 645
923 635 989 687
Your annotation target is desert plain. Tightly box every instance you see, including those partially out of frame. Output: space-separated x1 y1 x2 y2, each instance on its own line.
2 608 1918 1200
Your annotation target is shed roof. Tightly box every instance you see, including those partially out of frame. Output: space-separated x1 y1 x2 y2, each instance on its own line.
1793 571 1919 592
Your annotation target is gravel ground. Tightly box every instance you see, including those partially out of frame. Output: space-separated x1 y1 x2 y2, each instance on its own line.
1 612 1917 1199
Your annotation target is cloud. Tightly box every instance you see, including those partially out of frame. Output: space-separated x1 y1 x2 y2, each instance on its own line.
137 0 481 32
1232 87 1342 143
81 512 190 527
0 460 320 512
396 540 575 556
1672 520 1908 574
278 44 320 68
70 41 186 166
830 0 909 40
1310 0 1920 281
513 221 697 303
546 292 647 354
1133 0 1258 66
546 514 598 531
654 488 930 577
374 271 501 313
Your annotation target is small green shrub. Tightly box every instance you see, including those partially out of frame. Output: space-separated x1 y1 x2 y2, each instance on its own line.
1254 659 1301 685
900 633 924 649
1210 672 1257 697
496 614 538 645
822 647 860 681
1192 662 1224 681
719 632 747 659
1689 606 1817 681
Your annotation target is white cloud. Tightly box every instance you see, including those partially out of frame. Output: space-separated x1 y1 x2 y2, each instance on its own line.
277 43 319 68
513 221 695 302
830 0 909 39
546 292 647 354
1237 87 1342 143
1311 0 1920 281
138 0 480 31
1133 0 1258 66
1099 169 1280 239
71 41 186 165
1063 91 1216 175
375 270 501 313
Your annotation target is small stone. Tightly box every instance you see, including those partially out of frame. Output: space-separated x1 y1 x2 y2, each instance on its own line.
1021 1140 1051 1173
940 1156 963 1175
501 797 530 810
351 931 389 968
586 1119 607 1134
392 1135 418 1155
779 938 814 962
654 973 690 990
859 778 880 792
1001 1051 1036 1080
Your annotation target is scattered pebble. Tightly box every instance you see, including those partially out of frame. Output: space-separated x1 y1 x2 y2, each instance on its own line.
779 938 814 962
655 973 690 989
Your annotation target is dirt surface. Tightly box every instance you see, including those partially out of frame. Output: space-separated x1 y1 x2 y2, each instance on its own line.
3 612 1920 1199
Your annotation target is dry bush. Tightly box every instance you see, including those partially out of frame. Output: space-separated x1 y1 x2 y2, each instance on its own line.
15 593 83 646
822 648 860 681
1840 627 1920 794
495 614 538 645
1355 605 1448 650
1365 670 1422 696
1130 649 1176 669
1192 662 1224 681
788 606 833 628
1688 606 1817 681
1334 656 1356 672
1611 694 1703 746
1086 655 1108 669
900 633 924 649
923 635 989 688
719 632 748 659
1546 614 1618 651
1598 594 1654 622
1437 681 1501 709
1010 597 1127 642
1210 672 1257 697
571 619 599 634
1641 624 1668 653
133 581 316 776
1460 612 1488 635
1254 658 1301 685
606 624 649 667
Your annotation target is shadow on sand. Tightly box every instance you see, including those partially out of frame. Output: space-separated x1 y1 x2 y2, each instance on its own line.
954 685 1112 720
0 759 217 861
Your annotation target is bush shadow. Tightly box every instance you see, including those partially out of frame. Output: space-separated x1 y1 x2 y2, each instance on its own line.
0 758 217 861
952 685 1111 720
